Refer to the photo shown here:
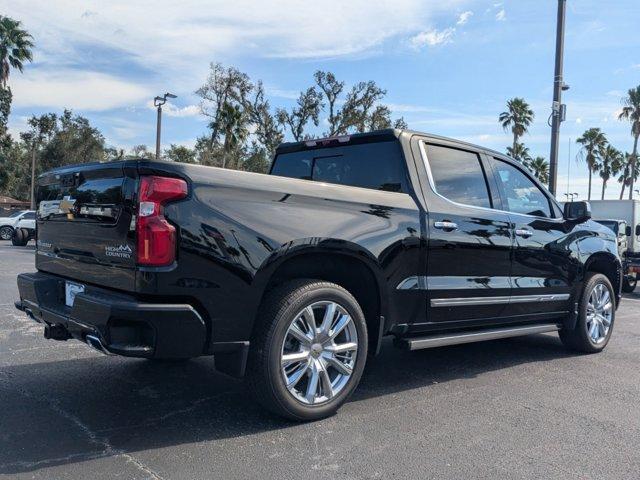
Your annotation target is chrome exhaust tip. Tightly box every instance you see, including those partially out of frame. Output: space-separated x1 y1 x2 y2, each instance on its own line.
85 334 113 355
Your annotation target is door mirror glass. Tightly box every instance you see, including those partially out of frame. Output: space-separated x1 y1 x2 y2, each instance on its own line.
636 224 640 236
563 201 591 222
626 225 632 237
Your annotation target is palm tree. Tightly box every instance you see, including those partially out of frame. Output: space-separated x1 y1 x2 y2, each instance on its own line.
618 86 640 199
598 144 623 199
619 153 640 199
529 156 549 184
0 16 34 88
499 98 535 154
576 128 607 200
506 142 532 167
218 102 247 169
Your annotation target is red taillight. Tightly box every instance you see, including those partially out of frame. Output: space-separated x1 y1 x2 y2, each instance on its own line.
136 176 188 266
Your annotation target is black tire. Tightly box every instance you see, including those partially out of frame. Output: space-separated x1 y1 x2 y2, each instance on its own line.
11 228 28 246
559 273 615 353
622 275 637 293
0 225 13 241
247 279 368 421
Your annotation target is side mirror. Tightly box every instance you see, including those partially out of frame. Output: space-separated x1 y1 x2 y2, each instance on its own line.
626 225 632 237
563 201 591 222
636 224 640 236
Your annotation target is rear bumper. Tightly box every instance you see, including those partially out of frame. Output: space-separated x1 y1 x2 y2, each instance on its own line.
16 271 207 359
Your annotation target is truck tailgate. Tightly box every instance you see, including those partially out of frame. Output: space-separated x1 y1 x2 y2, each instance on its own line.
35 161 138 291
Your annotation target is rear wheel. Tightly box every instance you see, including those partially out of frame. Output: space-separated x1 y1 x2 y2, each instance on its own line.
11 228 28 246
247 279 367 421
559 273 615 353
0 226 13 240
622 274 637 293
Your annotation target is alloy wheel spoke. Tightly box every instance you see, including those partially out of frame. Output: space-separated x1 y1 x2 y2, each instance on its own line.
305 362 320 404
286 360 310 388
328 314 352 341
282 350 310 367
289 323 313 346
324 353 353 376
589 320 599 340
318 359 334 399
320 303 337 334
326 342 358 354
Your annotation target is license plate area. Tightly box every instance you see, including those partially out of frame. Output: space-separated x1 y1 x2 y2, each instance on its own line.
65 281 85 307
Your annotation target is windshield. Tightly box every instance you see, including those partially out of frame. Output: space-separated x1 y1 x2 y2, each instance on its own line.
9 210 25 218
596 220 619 235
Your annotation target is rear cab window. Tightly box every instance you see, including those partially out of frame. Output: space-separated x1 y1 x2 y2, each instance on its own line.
271 140 408 193
423 143 492 209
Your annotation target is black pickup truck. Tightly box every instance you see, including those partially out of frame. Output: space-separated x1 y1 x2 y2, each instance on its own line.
16 129 622 420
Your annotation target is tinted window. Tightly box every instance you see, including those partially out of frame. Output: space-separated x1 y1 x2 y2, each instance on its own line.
271 141 406 192
22 212 35 220
425 144 491 208
9 210 24 218
493 159 552 217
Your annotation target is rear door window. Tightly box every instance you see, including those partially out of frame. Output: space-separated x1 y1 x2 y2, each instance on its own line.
271 140 407 192
424 144 492 208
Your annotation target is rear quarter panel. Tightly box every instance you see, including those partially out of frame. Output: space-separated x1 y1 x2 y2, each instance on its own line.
138 165 422 343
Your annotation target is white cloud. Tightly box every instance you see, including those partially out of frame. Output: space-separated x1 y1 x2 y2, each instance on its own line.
575 117 582 124
409 27 456 49
6 0 470 74
457 11 473 25
495 9 506 21
11 69 149 111
145 101 201 118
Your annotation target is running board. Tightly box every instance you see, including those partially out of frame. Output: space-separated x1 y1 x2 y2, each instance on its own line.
397 323 561 351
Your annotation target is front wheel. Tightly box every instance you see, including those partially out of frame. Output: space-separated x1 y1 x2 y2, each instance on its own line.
559 273 615 353
0 226 13 240
247 279 368 421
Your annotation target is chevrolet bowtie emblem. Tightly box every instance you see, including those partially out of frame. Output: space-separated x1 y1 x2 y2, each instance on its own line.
59 196 76 218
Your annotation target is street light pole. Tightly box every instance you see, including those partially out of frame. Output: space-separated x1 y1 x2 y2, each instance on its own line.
153 93 177 160
548 0 568 198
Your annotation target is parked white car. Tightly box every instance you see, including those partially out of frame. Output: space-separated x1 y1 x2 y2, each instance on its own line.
0 210 34 240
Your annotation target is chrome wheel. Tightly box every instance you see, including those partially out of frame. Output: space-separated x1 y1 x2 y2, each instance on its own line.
280 301 358 405
586 283 613 344
0 226 12 240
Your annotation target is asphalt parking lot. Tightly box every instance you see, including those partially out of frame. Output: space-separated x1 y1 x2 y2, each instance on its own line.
1 242 639 479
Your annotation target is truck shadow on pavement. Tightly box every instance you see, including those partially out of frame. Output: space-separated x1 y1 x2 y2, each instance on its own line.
0 333 574 474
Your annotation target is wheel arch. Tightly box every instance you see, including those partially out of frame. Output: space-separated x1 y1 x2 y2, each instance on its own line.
251 241 388 355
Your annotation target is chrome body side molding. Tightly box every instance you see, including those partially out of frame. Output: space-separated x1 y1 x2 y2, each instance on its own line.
430 293 570 307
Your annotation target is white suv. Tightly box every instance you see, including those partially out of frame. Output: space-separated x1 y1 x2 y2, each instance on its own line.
0 210 34 240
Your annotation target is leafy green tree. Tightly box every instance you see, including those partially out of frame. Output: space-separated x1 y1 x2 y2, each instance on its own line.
196 63 252 149
129 144 154 160
219 102 248 169
528 156 549 184
245 81 283 159
618 86 640 199
0 16 33 88
598 144 623 199
576 128 607 200
276 87 323 141
242 144 271 173
499 98 534 155
506 142 532 167
164 144 196 164
20 113 57 208
618 152 640 199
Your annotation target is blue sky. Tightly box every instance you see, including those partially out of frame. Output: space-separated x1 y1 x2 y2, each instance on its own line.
3 0 639 200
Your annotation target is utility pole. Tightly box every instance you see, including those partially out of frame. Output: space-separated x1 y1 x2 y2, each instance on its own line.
153 93 177 160
548 0 569 197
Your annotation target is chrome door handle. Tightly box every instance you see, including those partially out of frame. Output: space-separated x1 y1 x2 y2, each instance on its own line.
434 221 458 231
515 229 533 238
